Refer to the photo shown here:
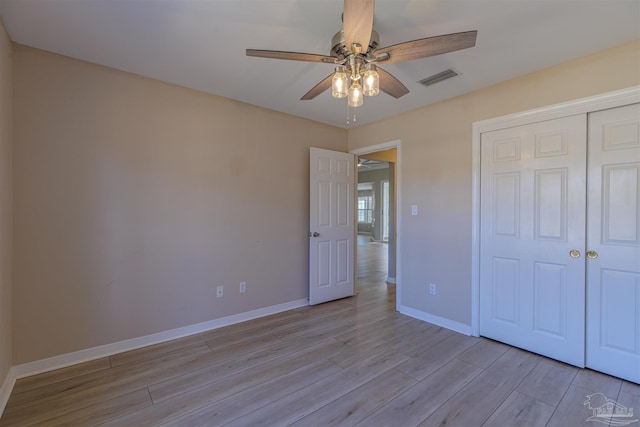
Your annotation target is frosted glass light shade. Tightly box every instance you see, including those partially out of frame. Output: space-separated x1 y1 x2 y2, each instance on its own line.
348 81 363 107
363 64 379 97
331 67 348 98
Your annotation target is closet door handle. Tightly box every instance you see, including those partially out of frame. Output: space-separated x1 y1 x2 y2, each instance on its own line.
586 250 598 259
569 249 581 258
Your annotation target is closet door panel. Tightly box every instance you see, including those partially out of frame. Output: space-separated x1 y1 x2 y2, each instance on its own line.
587 103 640 384
480 114 587 367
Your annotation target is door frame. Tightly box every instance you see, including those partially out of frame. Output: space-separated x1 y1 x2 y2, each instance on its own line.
351 140 402 311
381 179 390 242
471 86 640 336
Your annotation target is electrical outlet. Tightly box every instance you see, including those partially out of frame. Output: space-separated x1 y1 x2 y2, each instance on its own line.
216 286 224 298
429 283 437 296
239 281 246 293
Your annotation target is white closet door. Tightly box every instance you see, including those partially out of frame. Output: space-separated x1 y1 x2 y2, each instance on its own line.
587 103 640 383
480 114 587 367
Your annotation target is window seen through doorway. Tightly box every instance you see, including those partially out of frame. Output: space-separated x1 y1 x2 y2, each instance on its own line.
358 195 373 223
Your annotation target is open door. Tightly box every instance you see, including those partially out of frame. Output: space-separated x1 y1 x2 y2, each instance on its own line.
309 147 355 305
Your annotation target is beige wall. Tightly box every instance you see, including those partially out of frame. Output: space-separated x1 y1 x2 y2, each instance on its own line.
0 20 12 384
348 40 640 327
12 45 347 364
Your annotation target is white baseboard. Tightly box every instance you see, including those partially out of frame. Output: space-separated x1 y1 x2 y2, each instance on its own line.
0 367 16 417
386 276 396 284
398 304 472 336
11 298 308 380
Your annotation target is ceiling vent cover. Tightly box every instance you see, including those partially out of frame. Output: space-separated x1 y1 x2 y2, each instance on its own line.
419 69 458 87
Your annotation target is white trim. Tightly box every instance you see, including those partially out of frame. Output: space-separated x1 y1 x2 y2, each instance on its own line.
471 86 640 337
0 367 16 417
11 298 308 380
474 86 640 135
386 276 396 284
351 140 402 311
399 305 472 336
351 140 401 154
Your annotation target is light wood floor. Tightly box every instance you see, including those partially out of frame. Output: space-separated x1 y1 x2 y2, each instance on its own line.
2 236 638 426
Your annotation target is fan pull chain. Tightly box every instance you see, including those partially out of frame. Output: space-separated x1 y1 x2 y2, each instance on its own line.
346 104 358 125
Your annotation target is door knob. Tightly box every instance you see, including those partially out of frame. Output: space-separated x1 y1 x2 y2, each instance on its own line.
309 232 320 237
569 250 581 258
586 250 598 259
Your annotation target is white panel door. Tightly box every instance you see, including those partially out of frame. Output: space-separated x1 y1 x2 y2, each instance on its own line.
587 103 640 383
309 147 355 305
480 115 587 367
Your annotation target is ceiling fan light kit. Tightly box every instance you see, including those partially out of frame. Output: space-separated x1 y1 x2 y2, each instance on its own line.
332 66 349 98
246 0 477 121
362 63 379 97
348 80 364 107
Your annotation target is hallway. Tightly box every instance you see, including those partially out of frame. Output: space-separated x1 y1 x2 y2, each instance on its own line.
357 234 389 287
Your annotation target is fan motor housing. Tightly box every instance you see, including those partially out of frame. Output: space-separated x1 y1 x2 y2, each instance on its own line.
331 30 380 59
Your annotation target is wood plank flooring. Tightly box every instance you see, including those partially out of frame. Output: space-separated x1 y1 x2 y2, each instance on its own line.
1 236 638 426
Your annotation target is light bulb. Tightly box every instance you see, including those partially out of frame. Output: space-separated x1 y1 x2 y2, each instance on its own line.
331 66 348 98
363 64 379 97
348 81 363 107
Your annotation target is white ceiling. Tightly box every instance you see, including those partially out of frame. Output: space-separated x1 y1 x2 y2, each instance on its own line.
1 0 638 129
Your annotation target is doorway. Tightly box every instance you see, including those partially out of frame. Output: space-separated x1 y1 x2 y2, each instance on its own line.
352 142 401 307
357 160 390 287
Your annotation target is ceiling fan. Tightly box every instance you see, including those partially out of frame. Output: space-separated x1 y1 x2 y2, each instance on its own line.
246 0 477 108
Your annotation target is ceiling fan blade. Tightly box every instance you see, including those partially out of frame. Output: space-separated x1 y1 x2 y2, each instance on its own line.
377 67 409 98
343 0 374 54
246 49 337 63
301 74 334 100
375 30 477 64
